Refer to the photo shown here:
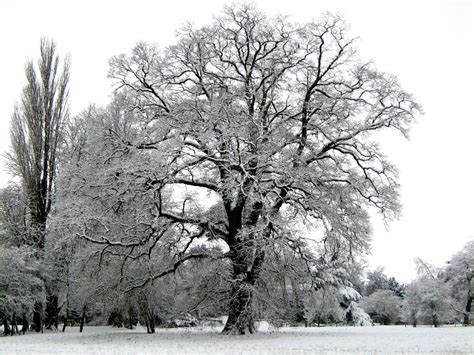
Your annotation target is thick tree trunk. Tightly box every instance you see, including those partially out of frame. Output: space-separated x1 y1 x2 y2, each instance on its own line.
32 301 43 332
222 239 265 334
221 193 266 335
222 280 256 335
30 213 46 251
45 293 59 330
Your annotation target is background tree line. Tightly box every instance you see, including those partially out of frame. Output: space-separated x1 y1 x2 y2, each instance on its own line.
357 242 473 327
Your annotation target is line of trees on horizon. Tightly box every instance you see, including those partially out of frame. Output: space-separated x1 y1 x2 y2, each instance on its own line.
357 244 473 328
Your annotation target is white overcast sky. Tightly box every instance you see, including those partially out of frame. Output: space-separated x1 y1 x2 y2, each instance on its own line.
0 0 472 282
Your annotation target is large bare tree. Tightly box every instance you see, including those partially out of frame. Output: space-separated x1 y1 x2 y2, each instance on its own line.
60 4 419 334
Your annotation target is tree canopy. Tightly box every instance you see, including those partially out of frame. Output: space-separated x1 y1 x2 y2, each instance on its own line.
55 4 419 334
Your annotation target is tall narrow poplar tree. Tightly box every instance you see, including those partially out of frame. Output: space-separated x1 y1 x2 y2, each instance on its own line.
7 38 70 330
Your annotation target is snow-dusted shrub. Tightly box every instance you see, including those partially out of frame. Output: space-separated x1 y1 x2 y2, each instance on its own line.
359 290 401 325
345 301 373 326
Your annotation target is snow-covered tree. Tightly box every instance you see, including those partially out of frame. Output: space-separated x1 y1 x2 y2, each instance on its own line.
400 283 418 327
443 241 473 325
0 246 45 334
359 289 401 325
4 38 70 331
6 38 69 251
387 277 405 298
0 184 30 248
364 267 390 296
58 4 419 334
363 267 404 299
0 184 46 334
302 285 355 326
402 259 454 327
345 301 372 326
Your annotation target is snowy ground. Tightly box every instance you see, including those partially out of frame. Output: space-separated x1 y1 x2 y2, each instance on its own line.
1 324 473 354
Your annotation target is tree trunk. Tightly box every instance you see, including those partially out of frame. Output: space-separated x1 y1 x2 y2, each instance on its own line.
463 286 472 326
3 317 11 335
62 305 69 332
145 319 150 333
220 193 267 335
222 234 265 335
411 311 417 327
147 312 155 334
32 301 43 332
11 313 18 335
79 305 86 333
222 280 256 335
127 310 133 330
463 301 471 326
45 293 59 330
21 317 29 335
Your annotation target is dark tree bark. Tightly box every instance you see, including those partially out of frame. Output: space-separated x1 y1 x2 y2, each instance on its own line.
21 317 29 335
45 294 59 330
464 295 471 326
147 312 155 334
222 246 266 334
222 280 256 334
32 302 43 332
62 305 70 332
79 305 86 333
432 312 439 328
463 270 472 326
3 317 11 335
11 313 18 335
62 303 69 332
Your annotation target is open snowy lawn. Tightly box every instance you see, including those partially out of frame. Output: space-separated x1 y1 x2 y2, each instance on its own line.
1 325 473 354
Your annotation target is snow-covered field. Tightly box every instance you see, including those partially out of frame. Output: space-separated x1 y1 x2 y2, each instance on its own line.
1 324 473 354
